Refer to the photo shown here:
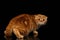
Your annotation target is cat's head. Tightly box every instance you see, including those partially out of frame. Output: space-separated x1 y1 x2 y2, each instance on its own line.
34 14 48 26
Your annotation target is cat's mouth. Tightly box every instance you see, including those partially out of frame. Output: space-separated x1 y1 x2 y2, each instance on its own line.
38 20 47 25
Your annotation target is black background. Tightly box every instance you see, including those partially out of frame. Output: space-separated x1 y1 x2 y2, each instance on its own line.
0 1 48 40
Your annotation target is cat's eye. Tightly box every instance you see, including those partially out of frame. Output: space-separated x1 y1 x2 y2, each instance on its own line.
38 19 40 20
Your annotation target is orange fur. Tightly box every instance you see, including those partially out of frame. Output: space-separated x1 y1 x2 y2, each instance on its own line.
4 14 48 38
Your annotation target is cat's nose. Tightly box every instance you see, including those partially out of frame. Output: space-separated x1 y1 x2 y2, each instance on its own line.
40 19 45 22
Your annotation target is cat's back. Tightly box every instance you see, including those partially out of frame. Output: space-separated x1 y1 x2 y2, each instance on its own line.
7 14 32 27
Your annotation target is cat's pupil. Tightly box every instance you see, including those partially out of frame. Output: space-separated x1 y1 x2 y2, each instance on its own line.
38 19 40 20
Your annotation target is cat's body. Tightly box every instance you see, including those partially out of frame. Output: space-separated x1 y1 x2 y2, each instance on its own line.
4 14 48 39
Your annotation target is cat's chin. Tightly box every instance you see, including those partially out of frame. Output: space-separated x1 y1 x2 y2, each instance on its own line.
37 22 47 26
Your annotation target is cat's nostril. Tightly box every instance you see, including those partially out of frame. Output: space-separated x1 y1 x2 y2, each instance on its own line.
43 19 45 21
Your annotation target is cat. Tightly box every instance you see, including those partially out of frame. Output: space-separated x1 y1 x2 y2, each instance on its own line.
4 14 48 39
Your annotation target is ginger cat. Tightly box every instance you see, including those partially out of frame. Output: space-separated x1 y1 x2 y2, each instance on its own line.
4 14 48 39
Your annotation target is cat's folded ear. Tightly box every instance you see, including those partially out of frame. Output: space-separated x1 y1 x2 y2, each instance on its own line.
45 16 48 19
46 17 48 19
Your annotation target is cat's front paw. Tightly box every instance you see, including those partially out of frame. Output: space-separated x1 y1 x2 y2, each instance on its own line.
33 31 38 37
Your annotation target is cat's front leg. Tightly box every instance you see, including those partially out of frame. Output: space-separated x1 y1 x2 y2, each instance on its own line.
13 28 24 39
33 31 38 37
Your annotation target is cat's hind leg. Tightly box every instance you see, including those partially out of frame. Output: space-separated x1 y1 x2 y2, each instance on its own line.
4 29 13 40
13 28 24 39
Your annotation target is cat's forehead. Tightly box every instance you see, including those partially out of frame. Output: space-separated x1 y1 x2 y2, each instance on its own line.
35 14 47 18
